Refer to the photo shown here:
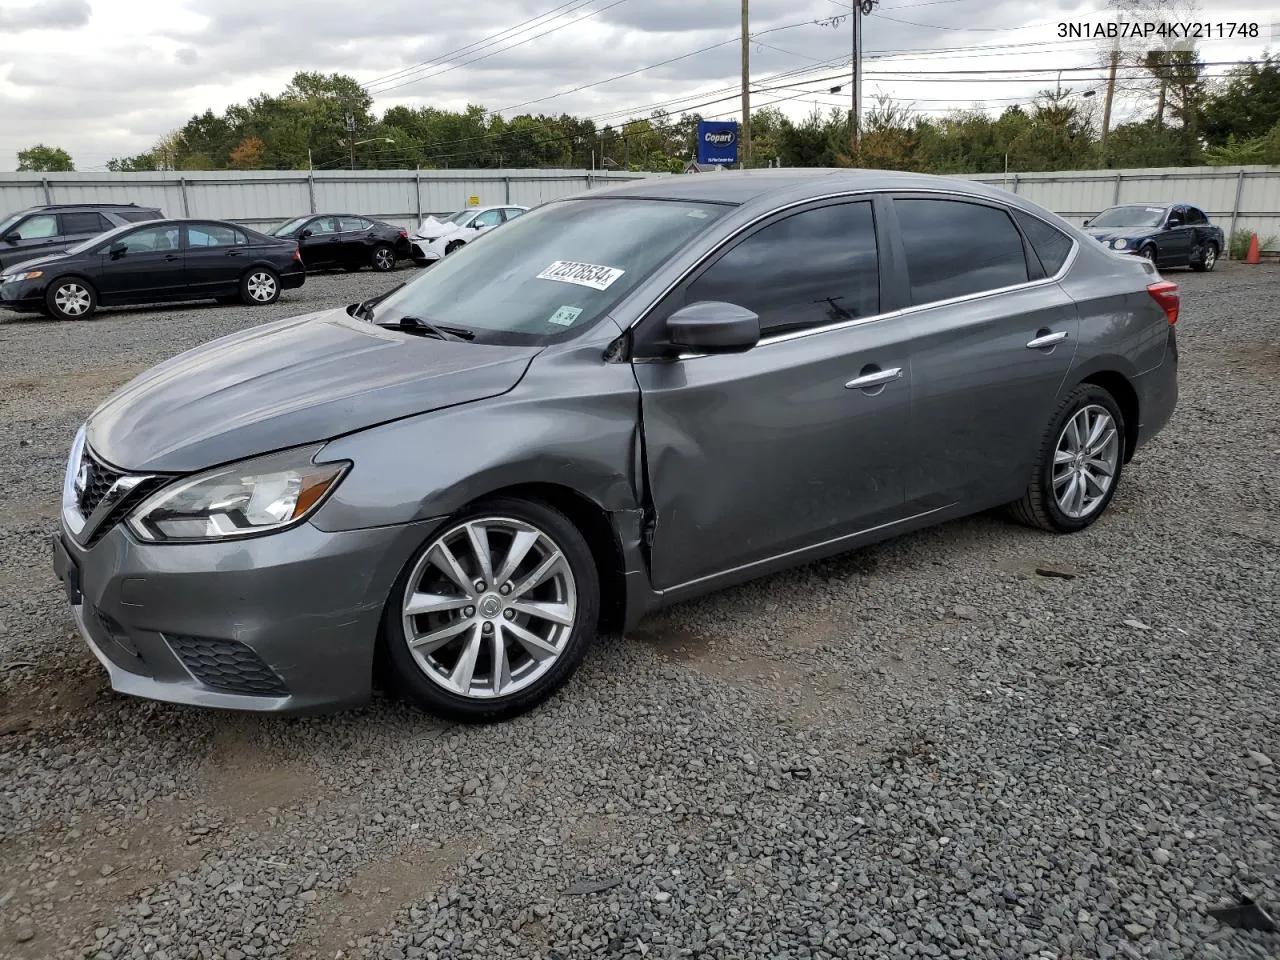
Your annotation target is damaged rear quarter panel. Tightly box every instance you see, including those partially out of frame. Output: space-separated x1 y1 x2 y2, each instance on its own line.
309 331 645 534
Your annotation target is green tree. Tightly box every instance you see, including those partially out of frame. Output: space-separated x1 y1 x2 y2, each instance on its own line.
1202 53 1280 146
17 143 74 171
105 152 158 172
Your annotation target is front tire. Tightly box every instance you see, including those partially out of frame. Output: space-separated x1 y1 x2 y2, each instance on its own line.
1139 244 1157 264
444 240 464 256
384 497 600 723
1190 241 1217 272
240 267 280 306
371 243 396 272
1009 384 1126 534
46 278 96 320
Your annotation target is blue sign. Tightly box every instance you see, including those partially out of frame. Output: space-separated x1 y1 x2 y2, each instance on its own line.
696 120 739 165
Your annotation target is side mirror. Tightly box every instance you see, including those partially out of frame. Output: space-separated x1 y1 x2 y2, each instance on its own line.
1167 218 1183 228
299 229 312 239
108 241 127 257
3 232 19 243
1082 219 1091 227
666 301 760 354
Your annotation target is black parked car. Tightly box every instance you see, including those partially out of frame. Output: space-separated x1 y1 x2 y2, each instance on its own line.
0 202 164 272
0 218 305 321
1083 202 1224 272
268 214 411 272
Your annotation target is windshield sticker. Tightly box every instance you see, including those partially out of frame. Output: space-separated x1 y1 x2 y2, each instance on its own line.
1145 207 1164 213
686 209 710 219
536 260 625 291
547 305 584 327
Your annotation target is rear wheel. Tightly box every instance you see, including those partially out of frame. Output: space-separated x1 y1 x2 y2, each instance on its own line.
45 278 96 320
384 497 600 723
1009 384 1126 534
240 268 280 306
371 243 396 272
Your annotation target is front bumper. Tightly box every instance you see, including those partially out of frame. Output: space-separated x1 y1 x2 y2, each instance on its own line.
51 515 441 713
410 240 442 263
0 279 46 312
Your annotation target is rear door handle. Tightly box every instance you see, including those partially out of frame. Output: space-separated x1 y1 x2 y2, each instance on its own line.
163 254 180 262
845 367 903 390
225 249 242 257
1026 331 1069 349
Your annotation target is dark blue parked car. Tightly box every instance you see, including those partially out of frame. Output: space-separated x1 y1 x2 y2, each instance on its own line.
1083 202 1223 272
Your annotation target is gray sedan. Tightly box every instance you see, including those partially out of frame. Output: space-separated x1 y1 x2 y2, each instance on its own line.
52 169 1179 722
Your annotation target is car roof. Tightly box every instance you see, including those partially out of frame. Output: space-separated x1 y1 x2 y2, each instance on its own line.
572 168 1048 213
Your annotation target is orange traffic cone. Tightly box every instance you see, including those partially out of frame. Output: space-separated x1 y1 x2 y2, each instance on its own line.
1245 232 1260 264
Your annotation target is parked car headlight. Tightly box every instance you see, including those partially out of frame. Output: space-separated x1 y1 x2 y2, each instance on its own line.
1111 239 1127 250
127 445 350 543
0 269 43 283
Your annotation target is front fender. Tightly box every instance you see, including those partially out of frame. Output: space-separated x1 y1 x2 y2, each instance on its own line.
309 341 643 533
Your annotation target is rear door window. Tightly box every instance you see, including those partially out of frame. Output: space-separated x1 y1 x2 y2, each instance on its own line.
894 198 1029 305
188 224 246 247
60 212 111 235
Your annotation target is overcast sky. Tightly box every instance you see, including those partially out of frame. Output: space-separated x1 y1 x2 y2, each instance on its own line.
0 0 1274 171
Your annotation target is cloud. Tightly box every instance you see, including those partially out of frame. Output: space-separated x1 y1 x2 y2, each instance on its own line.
0 0 1275 170
0 0 91 31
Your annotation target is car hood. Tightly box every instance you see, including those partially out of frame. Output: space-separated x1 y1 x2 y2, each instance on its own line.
86 307 541 473
1086 227 1156 242
413 223 462 242
2 249 71 273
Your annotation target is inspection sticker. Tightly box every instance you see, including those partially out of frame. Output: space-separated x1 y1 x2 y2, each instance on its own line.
536 260 625 291
547 305 584 326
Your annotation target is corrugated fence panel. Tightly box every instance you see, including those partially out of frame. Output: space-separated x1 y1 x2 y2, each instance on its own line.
186 178 312 226
312 176 419 224
968 165 1280 242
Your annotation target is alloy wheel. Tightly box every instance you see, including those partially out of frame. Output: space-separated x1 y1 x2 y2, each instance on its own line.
374 247 394 270
247 272 277 302
400 517 578 700
1052 404 1120 520
1203 245 1216 270
55 283 91 317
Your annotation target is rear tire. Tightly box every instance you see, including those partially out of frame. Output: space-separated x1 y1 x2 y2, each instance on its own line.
45 277 97 321
371 243 396 272
1008 384 1126 534
240 267 280 306
384 496 600 723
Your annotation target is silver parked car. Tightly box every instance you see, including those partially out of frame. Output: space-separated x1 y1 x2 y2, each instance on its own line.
52 169 1179 722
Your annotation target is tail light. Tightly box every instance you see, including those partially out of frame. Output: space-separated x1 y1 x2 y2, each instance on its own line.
1147 280 1179 324
399 229 408 239
292 247 302 263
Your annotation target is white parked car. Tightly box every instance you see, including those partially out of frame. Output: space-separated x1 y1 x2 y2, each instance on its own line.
409 205 528 265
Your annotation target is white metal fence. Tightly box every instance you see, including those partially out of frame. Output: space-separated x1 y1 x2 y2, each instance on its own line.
966 164 1280 252
2 164 1277 251
0 169 652 232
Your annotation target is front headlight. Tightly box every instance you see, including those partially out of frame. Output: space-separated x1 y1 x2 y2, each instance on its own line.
0 269 43 283
1111 238 1127 250
127 445 350 543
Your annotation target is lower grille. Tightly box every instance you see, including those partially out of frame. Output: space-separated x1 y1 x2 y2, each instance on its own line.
165 635 290 697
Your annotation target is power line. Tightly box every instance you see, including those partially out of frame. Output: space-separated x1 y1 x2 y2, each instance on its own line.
368 0 632 98
359 0 591 91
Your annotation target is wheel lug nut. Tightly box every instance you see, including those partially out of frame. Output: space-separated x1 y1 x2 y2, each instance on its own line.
482 622 494 633
464 606 475 618
499 583 512 595
503 609 515 620
474 581 487 593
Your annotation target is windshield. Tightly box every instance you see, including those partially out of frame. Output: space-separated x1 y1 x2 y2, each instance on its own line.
271 216 311 236
1090 205 1167 228
0 212 24 236
447 210 475 224
371 197 729 345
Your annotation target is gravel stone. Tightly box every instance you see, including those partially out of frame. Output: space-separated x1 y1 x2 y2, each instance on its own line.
1 263 1279 960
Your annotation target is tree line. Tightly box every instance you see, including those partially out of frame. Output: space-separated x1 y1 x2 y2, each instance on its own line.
14 51 1280 175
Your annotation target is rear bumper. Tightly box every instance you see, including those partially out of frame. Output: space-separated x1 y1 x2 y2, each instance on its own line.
51 514 441 713
1132 326 1178 455
281 267 307 291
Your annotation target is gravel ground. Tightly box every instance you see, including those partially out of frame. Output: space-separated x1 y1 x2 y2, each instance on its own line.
0 261 1277 960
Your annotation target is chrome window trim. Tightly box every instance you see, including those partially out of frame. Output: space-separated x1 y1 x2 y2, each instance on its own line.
626 185 1079 362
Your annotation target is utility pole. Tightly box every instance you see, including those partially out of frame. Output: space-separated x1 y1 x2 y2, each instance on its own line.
849 1 878 161
740 0 751 168
345 113 357 170
1099 37 1120 167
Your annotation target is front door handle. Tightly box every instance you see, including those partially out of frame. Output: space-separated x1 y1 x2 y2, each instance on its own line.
1026 331 1068 349
845 367 903 390
163 254 180 262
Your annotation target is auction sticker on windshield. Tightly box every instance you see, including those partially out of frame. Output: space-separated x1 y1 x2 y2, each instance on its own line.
536 261 625 291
